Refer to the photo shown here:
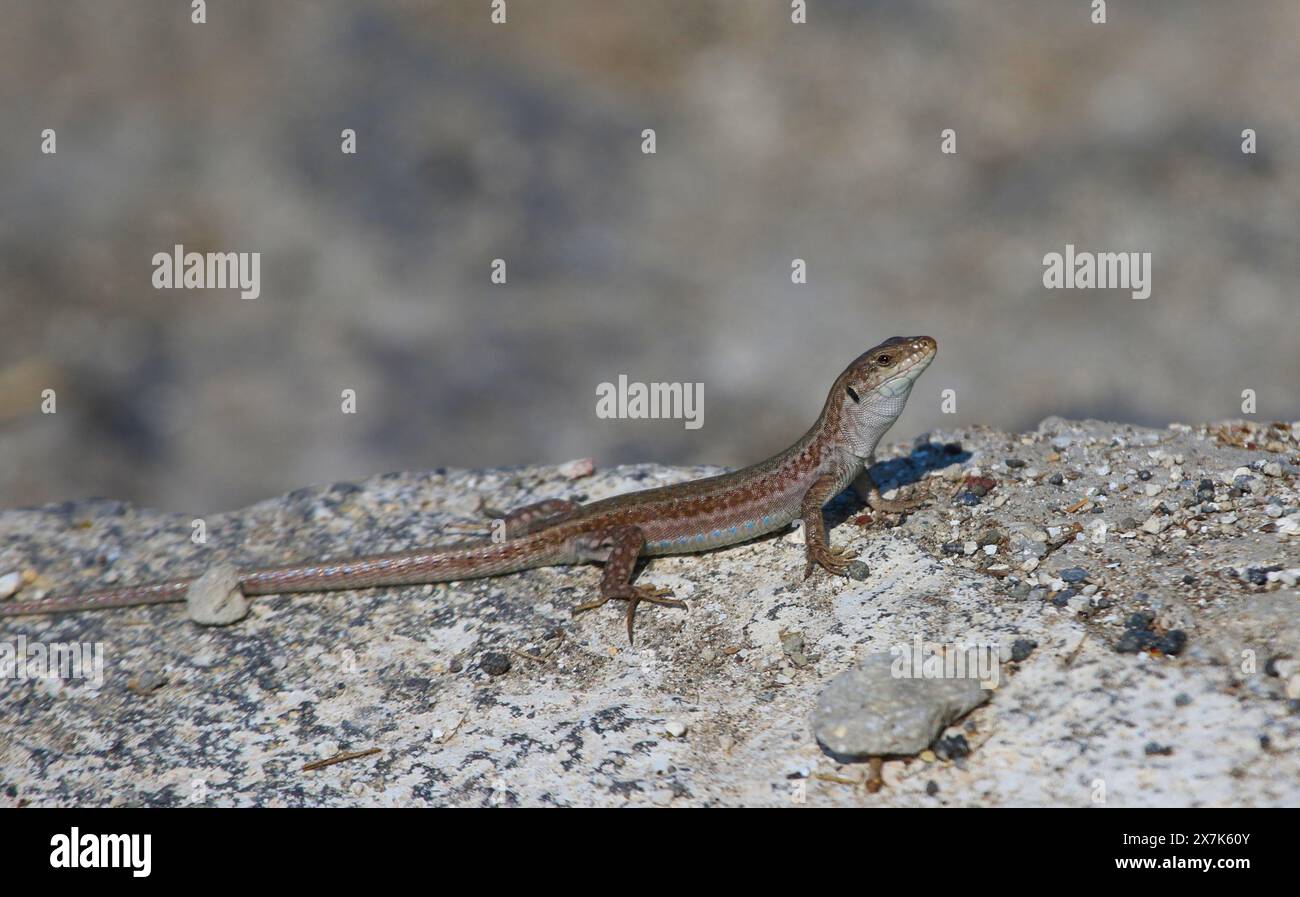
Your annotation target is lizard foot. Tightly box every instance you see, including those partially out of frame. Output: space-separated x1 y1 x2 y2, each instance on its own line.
573 585 684 645
804 544 857 580
869 488 931 514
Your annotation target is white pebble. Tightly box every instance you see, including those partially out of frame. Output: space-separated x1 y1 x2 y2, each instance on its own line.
0 571 22 600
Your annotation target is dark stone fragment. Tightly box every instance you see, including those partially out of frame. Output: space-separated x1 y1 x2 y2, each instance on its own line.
1116 630 1157 653
926 780 940 796
1138 470 1153 481
1060 567 1088 583
1004 458 1026 468
1127 611 1154 630
933 734 971 761
1010 639 1038 662
1048 473 1065 486
1157 631 1187 656
1144 742 1174 756
479 652 512 676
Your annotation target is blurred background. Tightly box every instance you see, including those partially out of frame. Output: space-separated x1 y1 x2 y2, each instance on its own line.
0 0 1296 513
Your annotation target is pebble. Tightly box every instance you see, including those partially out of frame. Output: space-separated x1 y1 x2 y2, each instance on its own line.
1141 515 1170 535
0 571 22 601
812 653 990 759
1010 639 1037 662
1159 630 1188 656
479 652 512 676
185 562 250 625
932 734 971 761
127 671 168 695
1059 567 1088 584
665 721 687 738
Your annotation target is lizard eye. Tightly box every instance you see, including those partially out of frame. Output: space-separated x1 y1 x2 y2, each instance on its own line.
876 354 892 366
845 385 860 403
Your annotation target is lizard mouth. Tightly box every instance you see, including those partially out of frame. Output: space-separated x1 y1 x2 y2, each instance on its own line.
883 343 935 379
878 345 935 395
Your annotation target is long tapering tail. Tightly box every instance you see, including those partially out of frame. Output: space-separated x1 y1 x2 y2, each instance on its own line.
0 533 569 618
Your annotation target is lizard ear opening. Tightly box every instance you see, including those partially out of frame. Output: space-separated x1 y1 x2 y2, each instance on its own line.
845 385 860 403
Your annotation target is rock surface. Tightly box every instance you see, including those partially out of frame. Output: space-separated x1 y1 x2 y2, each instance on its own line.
1 418 1298 807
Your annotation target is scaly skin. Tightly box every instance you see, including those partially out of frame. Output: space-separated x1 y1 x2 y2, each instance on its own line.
2 336 937 642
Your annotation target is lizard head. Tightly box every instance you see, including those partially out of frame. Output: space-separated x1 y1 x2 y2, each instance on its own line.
831 335 937 456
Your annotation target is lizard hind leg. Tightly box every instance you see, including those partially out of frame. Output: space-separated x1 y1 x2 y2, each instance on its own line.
570 524 685 645
481 497 581 539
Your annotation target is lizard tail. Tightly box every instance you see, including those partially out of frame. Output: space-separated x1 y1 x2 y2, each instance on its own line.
0 534 568 618
0 580 192 617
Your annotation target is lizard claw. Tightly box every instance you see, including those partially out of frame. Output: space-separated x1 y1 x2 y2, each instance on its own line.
572 584 685 645
804 544 857 579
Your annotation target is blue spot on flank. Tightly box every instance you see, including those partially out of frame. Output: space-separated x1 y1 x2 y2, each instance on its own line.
712 529 722 539
695 534 705 543
678 537 689 545
746 520 755 529
729 526 738 535
763 515 771 525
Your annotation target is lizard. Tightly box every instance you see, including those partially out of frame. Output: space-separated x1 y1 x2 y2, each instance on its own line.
0 336 937 643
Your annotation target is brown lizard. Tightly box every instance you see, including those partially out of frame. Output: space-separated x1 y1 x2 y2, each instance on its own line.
1 336 937 642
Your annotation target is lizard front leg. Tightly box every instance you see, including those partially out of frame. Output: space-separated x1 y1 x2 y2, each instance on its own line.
801 474 857 579
571 524 684 644
852 466 929 514
481 497 580 539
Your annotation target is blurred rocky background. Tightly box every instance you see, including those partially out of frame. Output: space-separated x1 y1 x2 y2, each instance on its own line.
1 0 1296 512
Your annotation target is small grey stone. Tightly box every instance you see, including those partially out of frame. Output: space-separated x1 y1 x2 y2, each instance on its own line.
1010 639 1038 662
847 560 870 581
127 671 168 695
479 652 512 676
813 653 991 759
1059 567 1088 584
185 562 250 626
